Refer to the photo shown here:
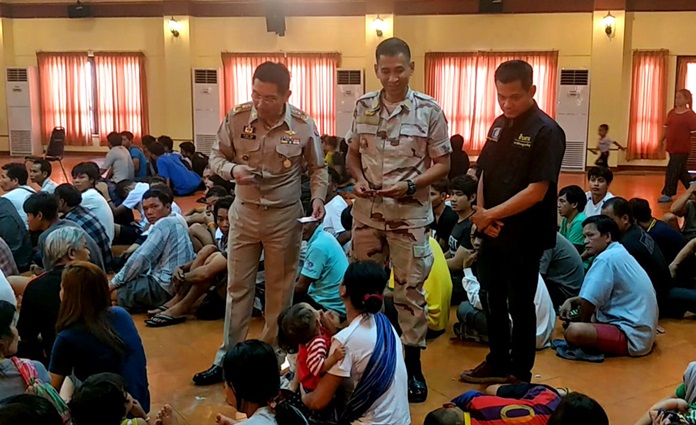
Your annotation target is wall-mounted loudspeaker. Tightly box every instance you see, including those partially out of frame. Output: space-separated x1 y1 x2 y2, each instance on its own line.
67 2 92 18
479 0 503 14
266 10 286 37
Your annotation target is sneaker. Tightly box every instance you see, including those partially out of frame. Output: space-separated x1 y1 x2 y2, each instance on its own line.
459 361 509 384
658 195 673 203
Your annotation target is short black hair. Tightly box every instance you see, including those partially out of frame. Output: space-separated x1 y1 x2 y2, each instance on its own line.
495 60 534 91
1 163 28 186
583 214 621 242
142 135 156 147
157 136 174 152
599 124 609 131
179 141 195 155
587 166 614 184
450 134 464 150
115 179 135 200
252 61 291 94
431 179 449 195
148 141 165 157
142 188 172 207
213 196 234 220
0 394 64 425
602 196 633 223
328 167 342 186
341 204 353 231
120 131 134 141
547 392 608 425
106 131 123 147
449 175 477 198
205 185 229 200
54 184 83 208
375 37 411 62
32 159 52 177
323 136 338 148
71 162 100 185
23 192 59 221
629 198 652 223
69 373 128 425
559 185 587 212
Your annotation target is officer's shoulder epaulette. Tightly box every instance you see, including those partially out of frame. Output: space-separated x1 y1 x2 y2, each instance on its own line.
412 91 441 109
290 105 310 122
357 91 380 101
231 102 252 115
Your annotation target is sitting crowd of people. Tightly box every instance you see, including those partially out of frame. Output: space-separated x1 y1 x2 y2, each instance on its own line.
4 119 691 423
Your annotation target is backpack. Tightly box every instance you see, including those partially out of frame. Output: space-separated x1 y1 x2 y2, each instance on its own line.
11 357 72 424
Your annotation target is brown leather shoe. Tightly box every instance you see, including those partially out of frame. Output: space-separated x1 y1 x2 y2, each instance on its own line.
459 361 509 384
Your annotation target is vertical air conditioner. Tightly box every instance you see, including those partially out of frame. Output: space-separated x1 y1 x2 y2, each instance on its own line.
191 69 223 156
6 67 42 156
336 69 364 139
556 69 590 172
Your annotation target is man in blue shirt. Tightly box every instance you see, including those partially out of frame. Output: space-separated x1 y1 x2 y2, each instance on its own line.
560 215 657 357
121 131 148 180
148 141 201 196
295 218 348 319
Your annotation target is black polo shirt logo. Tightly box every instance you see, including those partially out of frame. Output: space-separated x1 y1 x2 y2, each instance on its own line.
513 133 532 148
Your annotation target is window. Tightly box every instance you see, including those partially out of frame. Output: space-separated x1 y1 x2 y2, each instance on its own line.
222 53 340 136
37 52 149 146
626 50 669 160
425 51 559 153
677 56 696 100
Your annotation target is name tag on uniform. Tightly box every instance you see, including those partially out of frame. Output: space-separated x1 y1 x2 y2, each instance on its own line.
513 133 532 148
280 136 301 145
487 127 502 142
356 115 380 126
241 133 256 140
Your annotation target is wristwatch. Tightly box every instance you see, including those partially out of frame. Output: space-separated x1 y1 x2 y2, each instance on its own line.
405 179 417 196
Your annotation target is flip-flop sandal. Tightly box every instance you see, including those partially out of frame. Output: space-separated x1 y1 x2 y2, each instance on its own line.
145 314 187 328
551 339 568 350
146 306 168 318
556 346 605 363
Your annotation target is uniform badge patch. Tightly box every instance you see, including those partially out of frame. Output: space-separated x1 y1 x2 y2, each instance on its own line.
243 126 255 135
489 127 502 141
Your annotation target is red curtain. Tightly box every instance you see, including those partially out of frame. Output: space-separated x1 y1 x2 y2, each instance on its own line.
94 52 149 145
627 50 669 161
425 51 558 153
37 52 92 146
222 53 340 135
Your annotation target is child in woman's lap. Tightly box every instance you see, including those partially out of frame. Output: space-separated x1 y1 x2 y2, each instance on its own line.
279 302 345 393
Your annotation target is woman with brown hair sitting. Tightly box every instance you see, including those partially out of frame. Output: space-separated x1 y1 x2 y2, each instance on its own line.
48 261 150 412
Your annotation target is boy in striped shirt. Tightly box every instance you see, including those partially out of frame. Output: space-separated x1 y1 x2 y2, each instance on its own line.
279 303 345 392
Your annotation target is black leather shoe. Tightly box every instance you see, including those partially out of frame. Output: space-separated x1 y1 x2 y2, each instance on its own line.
408 375 428 403
193 364 223 386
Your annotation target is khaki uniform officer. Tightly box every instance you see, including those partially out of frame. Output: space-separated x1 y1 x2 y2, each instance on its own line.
346 37 451 405
194 62 327 386
346 73 452 408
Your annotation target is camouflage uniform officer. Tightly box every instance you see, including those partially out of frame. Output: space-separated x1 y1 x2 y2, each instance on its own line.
346 38 451 403
194 62 328 386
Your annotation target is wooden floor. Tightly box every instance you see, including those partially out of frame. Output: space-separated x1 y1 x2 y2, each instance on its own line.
3 156 693 424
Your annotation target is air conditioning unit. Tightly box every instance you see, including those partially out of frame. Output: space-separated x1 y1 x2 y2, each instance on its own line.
336 69 364 139
191 68 223 156
556 69 590 172
6 67 42 156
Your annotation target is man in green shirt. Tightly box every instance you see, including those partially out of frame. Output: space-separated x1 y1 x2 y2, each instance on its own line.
558 185 587 253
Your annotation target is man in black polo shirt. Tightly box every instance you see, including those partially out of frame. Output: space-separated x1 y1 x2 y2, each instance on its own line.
601 197 672 313
460 60 565 384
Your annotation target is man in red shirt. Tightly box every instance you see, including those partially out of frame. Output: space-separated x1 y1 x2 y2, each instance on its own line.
658 89 696 203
